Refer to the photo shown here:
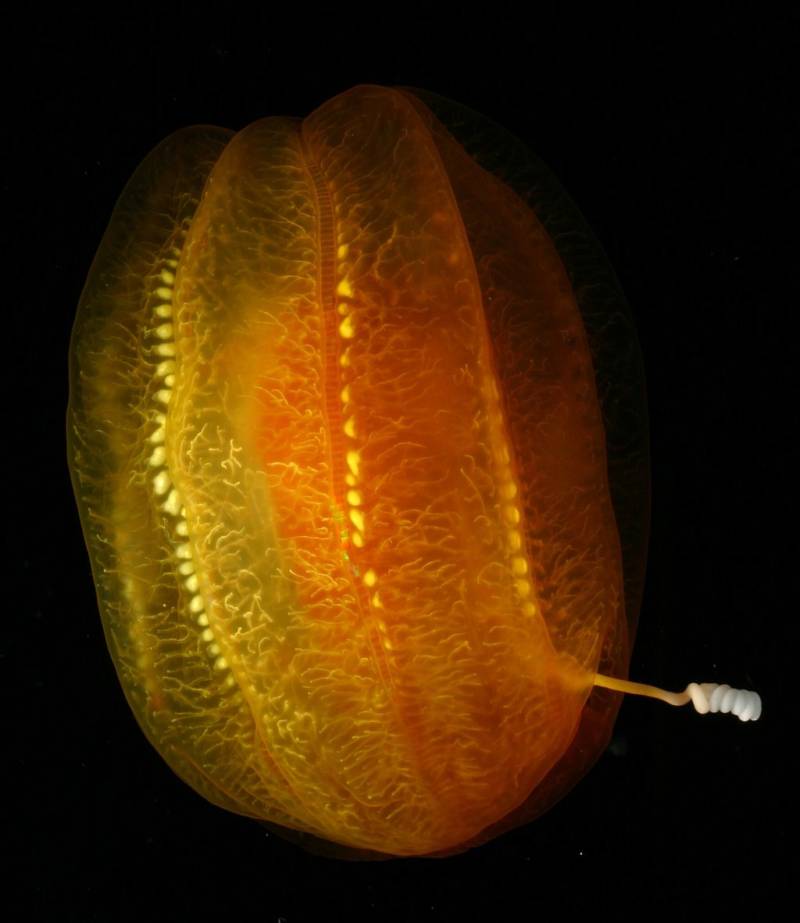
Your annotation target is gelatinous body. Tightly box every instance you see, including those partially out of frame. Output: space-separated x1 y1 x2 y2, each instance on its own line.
68 86 648 857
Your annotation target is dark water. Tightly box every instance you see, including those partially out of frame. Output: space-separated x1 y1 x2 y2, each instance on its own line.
8 9 793 921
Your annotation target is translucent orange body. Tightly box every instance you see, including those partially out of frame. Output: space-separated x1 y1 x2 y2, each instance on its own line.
68 86 648 857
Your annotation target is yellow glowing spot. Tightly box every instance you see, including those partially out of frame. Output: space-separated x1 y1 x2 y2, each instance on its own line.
164 374 176 388
153 470 171 496
349 509 365 533
339 349 351 368
163 488 181 516
339 316 355 339
189 595 204 614
515 579 531 598
156 359 176 377
344 417 356 437
184 574 199 593
337 303 350 316
345 473 357 487
382 638 394 652
511 556 528 576
165 257 178 268
371 592 383 608
201 628 214 642
346 489 362 506
155 323 174 340
155 343 176 356
176 543 192 560
208 643 220 657
346 450 361 477
500 481 518 500
155 286 173 300
160 269 175 284
155 304 172 318
149 446 166 467
363 569 377 587
149 424 165 444
337 243 349 259
225 675 235 687
155 389 172 404
120 576 134 602
340 385 351 403
504 505 520 525
352 531 365 548
522 601 538 616
214 656 228 671
336 278 353 298
178 561 194 575
508 529 522 551
175 519 189 536
197 613 209 627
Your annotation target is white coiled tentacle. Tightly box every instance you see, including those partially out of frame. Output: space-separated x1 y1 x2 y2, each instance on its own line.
593 673 762 721
684 683 762 721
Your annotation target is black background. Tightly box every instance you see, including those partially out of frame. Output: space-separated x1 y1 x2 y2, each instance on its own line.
8 9 795 921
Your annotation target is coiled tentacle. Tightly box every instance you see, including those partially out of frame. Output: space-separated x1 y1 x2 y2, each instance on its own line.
684 683 762 721
593 673 762 721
